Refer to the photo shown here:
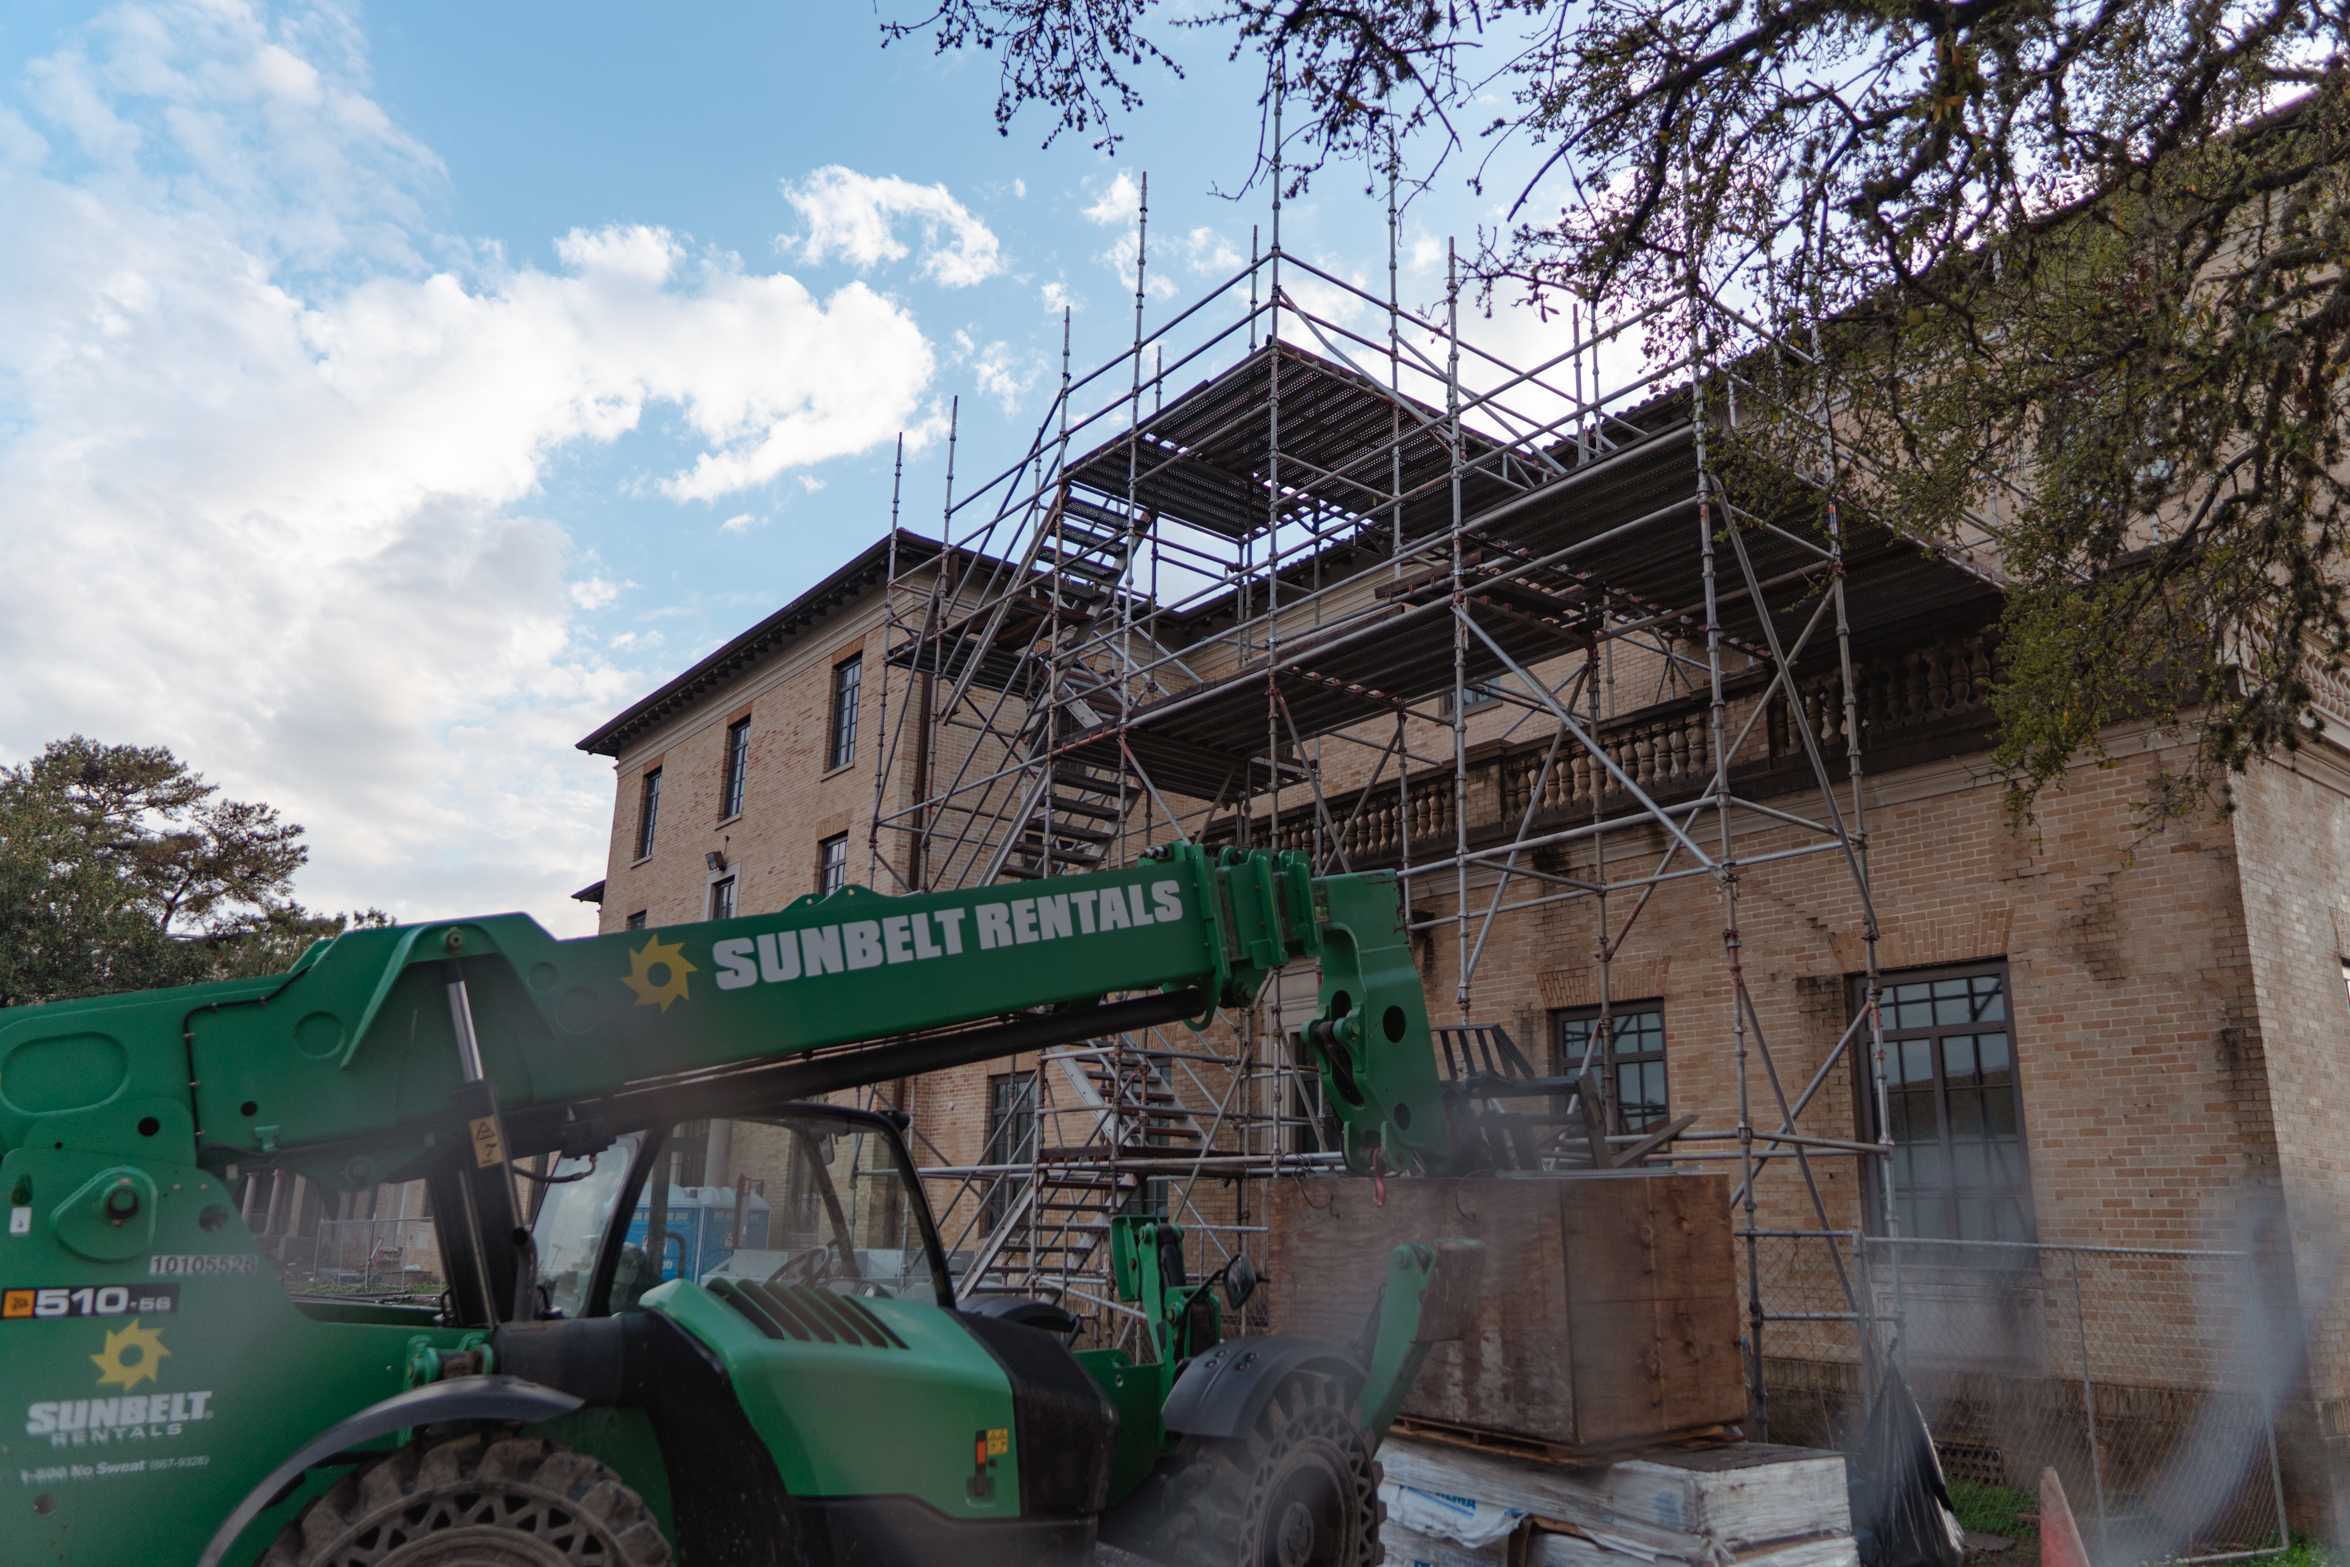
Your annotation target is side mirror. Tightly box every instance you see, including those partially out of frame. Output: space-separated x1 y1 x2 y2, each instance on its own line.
1225 1252 1259 1311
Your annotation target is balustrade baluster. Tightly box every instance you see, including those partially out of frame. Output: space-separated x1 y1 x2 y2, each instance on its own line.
1245 628 2019 876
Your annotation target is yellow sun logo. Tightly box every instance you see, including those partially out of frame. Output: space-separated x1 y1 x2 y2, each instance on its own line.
621 934 697 1012
91 1319 168 1392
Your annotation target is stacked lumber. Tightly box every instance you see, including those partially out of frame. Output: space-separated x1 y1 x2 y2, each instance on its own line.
1378 1432 1858 1567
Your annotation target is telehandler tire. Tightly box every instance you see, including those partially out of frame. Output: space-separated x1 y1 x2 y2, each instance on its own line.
1144 1369 1383 1567
259 1432 672 1567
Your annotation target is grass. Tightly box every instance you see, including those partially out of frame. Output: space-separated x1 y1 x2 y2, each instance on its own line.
1949 1479 2039 1555
1943 1481 2324 1567
2240 1540 2336 1567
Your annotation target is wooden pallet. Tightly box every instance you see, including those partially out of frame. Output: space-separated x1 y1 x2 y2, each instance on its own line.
1273 1173 1745 1451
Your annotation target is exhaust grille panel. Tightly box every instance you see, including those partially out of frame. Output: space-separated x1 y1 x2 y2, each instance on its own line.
709 1277 906 1349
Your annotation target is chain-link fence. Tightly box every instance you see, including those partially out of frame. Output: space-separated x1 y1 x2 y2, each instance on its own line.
278 1217 444 1299
1750 1234 2288 1564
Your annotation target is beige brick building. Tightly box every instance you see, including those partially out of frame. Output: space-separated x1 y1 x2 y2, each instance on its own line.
573 535 1041 1255
575 539 921 926
577 317 2350 1544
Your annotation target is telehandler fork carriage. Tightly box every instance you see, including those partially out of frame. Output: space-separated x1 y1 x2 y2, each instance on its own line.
0 845 1516 1565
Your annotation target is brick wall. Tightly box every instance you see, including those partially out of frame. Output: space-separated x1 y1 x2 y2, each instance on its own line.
2223 747 2350 1529
1367 736 2271 1251
597 611 894 930
2231 753 2350 1377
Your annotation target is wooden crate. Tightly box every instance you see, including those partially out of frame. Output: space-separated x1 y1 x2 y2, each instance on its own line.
1268 1173 1746 1452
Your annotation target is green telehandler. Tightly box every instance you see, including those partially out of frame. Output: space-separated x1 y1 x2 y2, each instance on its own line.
0 844 1520 1565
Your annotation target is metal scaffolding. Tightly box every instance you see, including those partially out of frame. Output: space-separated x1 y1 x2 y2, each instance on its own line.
857 165 2000 1425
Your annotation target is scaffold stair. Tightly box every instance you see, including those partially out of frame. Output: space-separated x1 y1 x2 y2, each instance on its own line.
995 676 1136 881
958 1164 1137 1302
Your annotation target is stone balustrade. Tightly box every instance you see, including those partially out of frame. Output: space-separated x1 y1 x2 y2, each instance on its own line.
1218 625 1999 867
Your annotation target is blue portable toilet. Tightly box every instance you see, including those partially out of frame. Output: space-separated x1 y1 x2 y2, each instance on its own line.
624 1183 773 1282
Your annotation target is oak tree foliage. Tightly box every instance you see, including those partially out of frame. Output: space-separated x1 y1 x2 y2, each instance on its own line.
887 0 2350 817
0 737 386 1007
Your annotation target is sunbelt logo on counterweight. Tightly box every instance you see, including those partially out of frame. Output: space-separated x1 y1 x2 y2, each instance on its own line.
705 879 1187 995
24 1320 217 1449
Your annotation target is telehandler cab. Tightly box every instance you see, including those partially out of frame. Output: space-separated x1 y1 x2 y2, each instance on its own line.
0 845 1502 1565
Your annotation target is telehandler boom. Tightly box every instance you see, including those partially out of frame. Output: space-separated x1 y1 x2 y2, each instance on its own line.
0 843 1491 1565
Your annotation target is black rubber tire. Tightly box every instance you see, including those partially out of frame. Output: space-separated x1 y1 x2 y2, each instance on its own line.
258 1432 672 1567
1133 1371 1384 1567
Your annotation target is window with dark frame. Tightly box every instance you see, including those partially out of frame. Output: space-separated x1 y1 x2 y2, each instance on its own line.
634 767 662 859
721 716 751 819
707 875 736 922
667 1119 710 1187
625 910 647 930
983 1072 1038 1231
1554 1003 1669 1134
1441 683 1502 716
817 833 848 895
1860 964 2033 1245
828 654 862 770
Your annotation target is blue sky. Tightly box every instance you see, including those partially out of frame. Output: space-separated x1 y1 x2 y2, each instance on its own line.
0 2 1573 933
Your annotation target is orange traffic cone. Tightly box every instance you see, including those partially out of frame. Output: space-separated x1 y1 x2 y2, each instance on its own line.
2041 1467 2093 1567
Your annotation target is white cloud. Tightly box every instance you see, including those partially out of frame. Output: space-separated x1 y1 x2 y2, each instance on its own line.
0 107 48 168
719 511 764 534
1010 177 1027 199
1185 225 1243 275
552 224 680 283
20 0 443 271
1082 172 1140 227
1099 236 1179 299
796 474 825 494
1368 286 1647 448
569 577 627 610
1280 265 1375 330
252 42 322 104
1082 172 1175 299
948 329 1035 414
26 47 141 165
782 164 1004 287
1041 280 1078 315
0 4 937 931
971 341 1035 414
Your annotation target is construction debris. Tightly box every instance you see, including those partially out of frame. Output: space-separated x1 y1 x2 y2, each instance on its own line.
1378 1432 1857 1567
